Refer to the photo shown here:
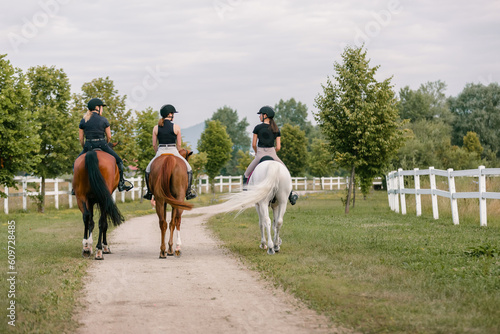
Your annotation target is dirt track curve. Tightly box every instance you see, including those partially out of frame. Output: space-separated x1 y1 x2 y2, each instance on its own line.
75 202 350 334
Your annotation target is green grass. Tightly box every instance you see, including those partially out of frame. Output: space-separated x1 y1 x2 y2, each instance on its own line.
0 199 157 334
207 191 500 333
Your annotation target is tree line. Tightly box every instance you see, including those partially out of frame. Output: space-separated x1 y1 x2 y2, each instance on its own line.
1 47 499 212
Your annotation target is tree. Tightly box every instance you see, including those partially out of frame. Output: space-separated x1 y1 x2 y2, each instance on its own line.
398 81 453 123
462 131 483 158
278 123 308 176
236 150 253 175
197 120 233 192
207 106 250 175
26 65 77 212
308 138 336 177
135 107 158 201
315 46 404 213
449 83 500 158
72 77 137 165
274 98 315 141
0 55 41 197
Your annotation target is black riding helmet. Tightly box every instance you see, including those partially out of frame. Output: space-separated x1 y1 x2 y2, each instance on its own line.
257 106 275 118
160 104 178 118
87 98 106 111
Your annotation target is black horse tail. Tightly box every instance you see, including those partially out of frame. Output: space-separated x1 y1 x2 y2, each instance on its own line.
85 150 124 227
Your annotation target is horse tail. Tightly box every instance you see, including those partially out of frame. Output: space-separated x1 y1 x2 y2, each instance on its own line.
222 162 282 216
154 156 193 211
85 150 124 226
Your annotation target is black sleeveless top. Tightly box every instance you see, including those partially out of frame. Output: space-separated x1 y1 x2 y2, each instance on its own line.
79 113 109 140
157 120 177 144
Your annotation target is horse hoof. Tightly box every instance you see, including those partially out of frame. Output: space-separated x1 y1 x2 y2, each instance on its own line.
175 250 182 257
95 250 104 260
82 250 91 258
103 245 111 254
267 248 275 255
259 244 267 250
167 252 174 257
274 246 280 253
159 255 167 259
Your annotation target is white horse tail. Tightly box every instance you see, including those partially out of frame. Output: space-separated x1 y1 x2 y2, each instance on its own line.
222 162 282 216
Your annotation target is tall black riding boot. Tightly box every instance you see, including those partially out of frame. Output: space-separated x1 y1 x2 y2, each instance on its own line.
242 176 248 191
186 171 197 200
289 191 298 205
117 162 133 192
143 172 153 200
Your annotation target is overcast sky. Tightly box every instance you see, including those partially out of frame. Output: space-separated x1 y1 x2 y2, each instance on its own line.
2 0 499 129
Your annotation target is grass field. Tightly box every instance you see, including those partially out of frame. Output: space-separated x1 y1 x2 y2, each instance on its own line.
207 191 500 333
1 191 499 333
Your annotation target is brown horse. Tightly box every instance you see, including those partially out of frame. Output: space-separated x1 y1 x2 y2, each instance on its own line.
149 149 193 258
73 150 124 260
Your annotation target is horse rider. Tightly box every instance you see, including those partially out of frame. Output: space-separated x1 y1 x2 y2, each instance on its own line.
143 104 197 201
244 106 298 205
76 98 133 192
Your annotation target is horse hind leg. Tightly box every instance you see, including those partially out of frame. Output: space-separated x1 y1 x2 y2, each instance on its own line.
82 204 93 258
157 201 168 259
94 213 107 260
173 208 182 257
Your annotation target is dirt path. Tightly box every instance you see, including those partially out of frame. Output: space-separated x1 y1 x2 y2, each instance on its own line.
75 202 349 333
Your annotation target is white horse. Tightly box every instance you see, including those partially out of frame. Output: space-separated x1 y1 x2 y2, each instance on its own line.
223 160 293 255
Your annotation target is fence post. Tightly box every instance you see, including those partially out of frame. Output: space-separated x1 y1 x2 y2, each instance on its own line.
386 172 393 210
4 186 8 214
398 168 406 215
447 168 459 225
478 165 487 226
392 172 399 213
414 168 421 217
429 166 439 220
54 179 59 209
22 177 27 211
68 182 73 209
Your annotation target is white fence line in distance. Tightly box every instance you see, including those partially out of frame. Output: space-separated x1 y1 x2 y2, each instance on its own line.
386 165 500 226
3 175 383 214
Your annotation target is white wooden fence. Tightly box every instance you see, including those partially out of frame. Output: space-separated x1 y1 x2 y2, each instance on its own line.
387 166 500 226
2 176 143 214
3 175 383 213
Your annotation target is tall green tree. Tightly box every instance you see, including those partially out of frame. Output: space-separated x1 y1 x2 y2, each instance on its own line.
0 55 41 197
207 106 249 175
197 120 232 192
398 81 453 123
72 77 136 165
27 65 77 212
315 46 404 213
236 150 253 175
135 107 158 200
274 98 315 141
308 138 336 177
449 82 500 158
278 123 308 176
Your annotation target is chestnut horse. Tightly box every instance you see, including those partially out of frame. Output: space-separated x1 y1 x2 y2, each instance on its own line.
149 149 193 258
73 150 124 260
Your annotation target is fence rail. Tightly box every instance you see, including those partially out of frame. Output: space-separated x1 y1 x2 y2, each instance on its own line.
387 165 500 226
3 175 383 213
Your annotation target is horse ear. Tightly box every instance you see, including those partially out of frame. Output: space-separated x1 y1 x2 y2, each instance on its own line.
187 151 193 158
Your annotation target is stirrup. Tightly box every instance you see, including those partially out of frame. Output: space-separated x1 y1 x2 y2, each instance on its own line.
186 187 197 200
119 180 133 192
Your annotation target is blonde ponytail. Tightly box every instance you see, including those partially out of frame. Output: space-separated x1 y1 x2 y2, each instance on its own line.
83 111 93 122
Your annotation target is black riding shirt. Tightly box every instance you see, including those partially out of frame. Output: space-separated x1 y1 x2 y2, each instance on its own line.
79 113 110 140
253 123 280 148
157 120 177 144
